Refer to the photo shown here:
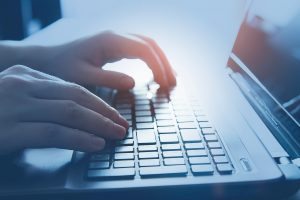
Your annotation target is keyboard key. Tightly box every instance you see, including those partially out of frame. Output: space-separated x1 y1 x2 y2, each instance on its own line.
189 157 210 165
125 128 133 139
217 164 233 174
176 116 194 123
204 135 218 142
201 128 215 135
137 130 156 144
138 145 157 152
191 164 214 175
135 105 151 111
162 151 183 158
115 146 134 153
135 100 150 105
194 110 206 117
210 149 225 156
156 114 172 120
178 122 198 129
156 120 174 127
196 116 208 122
116 139 134 146
164 158 185 165
136 123 154 129
122 114 132 120
171 101 186 107
159 134 179 143
139 152 159 159
116 98 131 104
207 142 221 149
154 109 171 114
199 121 212 128
172 105 189 111
114 153 134 160
180 129 201 142
135 111 151 116
136 116 153 123
153 103 169 109
184 143 204 150
118 109 131 115
128 120 132 127
87 168 135 179
186 150 207 157
139 165 187 177
89 161 110 169
158 126 176 134
139 159 160 167
116 104 131 109
114 160 135 168
174 110 193 116
161 144 181 151
213 156 228 163
91 154 110 161
135 97 148 101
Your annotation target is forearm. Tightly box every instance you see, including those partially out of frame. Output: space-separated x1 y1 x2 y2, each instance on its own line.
0 42 48 72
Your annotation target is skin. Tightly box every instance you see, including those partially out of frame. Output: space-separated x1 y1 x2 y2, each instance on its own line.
0 32 176 155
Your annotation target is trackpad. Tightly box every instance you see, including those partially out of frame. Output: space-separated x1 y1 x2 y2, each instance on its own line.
0 148 73 190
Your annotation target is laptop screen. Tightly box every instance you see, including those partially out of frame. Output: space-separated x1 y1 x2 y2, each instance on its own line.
228 1 300 157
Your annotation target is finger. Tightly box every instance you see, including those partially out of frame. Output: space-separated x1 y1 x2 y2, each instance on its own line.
19 99 126 140
95 32 169 87
31 80 129 128
80 67 135 90
6 65 63 82
133 34 177 87
16 122 106 152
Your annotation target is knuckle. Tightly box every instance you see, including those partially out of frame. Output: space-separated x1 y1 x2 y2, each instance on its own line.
8 65 30 73
102 118 113 132
69 129 82 147
64 100 81 119
0 75 28 89
101 30 115 38
141 43 152 54
145 36 156 45
43 125 60 144
71 84 89 100
108 107 120 121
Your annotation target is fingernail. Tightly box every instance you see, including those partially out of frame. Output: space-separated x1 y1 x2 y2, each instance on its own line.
120 77 135 89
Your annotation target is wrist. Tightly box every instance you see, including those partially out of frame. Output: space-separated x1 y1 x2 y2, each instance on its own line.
16 45 49 71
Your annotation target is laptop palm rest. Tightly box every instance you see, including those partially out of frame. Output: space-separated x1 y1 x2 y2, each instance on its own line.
0 148 73 194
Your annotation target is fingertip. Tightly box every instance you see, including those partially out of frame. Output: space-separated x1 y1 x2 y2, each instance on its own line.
91 136 106 151
114 123 127 139
119 76 135 90
118 114 130 129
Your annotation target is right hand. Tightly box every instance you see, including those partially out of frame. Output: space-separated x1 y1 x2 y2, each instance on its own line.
0 65 128 155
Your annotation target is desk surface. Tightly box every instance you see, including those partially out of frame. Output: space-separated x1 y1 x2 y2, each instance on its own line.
22 18 300 200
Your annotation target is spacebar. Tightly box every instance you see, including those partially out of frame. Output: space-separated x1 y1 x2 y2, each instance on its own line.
139 165 188 177
87 168 135 179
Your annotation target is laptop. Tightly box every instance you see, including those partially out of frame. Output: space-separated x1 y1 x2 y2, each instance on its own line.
1 0 300 199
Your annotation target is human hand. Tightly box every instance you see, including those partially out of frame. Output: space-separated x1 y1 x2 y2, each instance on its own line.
0 65 128 155
31 32 176 89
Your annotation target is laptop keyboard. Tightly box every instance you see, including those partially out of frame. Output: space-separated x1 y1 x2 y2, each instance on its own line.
86 84 234 180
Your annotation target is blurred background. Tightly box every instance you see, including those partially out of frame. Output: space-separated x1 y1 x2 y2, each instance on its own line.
0 0 300 40
0 0 299 121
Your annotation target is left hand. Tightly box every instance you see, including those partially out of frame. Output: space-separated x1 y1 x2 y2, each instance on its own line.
30 31 176 89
